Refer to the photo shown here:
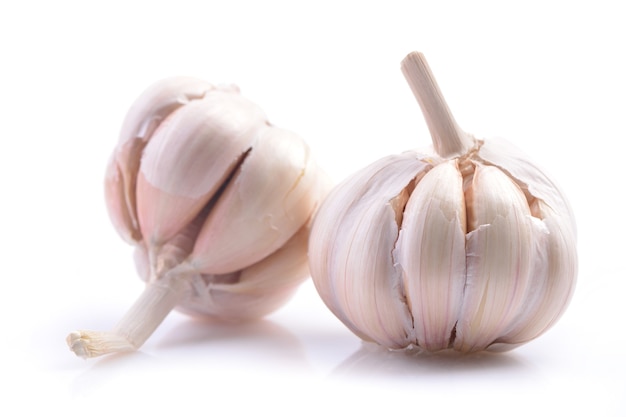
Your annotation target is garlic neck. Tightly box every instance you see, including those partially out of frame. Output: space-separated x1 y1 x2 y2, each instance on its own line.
66 273 191 358
401 52 474 158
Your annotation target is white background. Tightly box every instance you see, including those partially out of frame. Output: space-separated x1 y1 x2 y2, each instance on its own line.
2 1 625 415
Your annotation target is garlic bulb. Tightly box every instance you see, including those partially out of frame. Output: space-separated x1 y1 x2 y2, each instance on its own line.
67 78 327 358
308 52 577 353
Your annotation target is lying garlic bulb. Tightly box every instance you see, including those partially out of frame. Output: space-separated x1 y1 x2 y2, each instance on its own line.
309 52 577 353
67 78 327 358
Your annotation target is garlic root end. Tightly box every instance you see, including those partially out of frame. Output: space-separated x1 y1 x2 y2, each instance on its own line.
67 279 187 359
66 330 135 358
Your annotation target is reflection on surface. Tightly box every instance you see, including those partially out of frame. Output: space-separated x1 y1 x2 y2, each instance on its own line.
69 317 310 398
157 316 308 366
70 350 155 398
332 341 533 380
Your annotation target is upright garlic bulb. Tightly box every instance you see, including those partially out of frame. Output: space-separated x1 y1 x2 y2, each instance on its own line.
67 78 327 358
309 52 577 353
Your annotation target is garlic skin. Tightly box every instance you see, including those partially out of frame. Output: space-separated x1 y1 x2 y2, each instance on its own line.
68 78 328 358
308 52 577 353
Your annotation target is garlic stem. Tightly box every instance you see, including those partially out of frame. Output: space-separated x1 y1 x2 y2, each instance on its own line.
401 52 473 158
66 279 187 358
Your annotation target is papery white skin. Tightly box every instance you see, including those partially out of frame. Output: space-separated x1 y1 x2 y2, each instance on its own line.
308 52 577 353
68 78 327 358
105 77 216 243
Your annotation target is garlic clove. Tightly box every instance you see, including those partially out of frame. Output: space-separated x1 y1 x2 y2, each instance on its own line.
136 92 265 245
395 160 466 351
105 77 214 243
489 200 577 350
178 221 311 320
105 161 140 243
118 77 216 147
454 164 536 352
309 153 432 348
477 138 576 236
189 126 322 274
463 146 577 351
